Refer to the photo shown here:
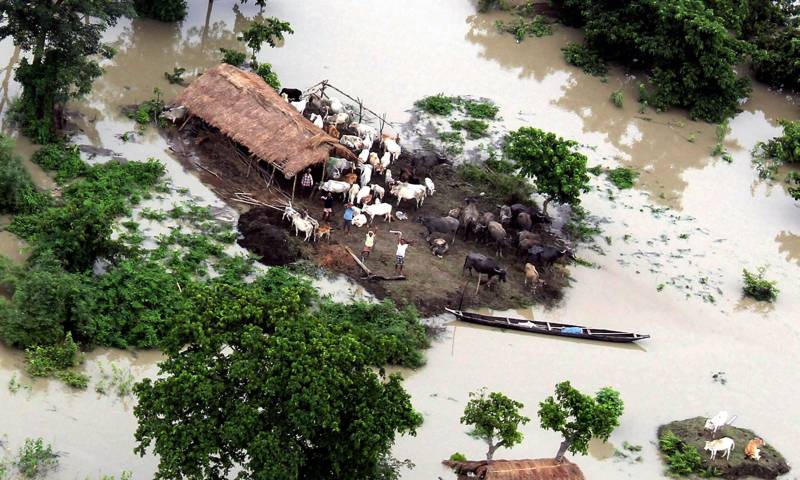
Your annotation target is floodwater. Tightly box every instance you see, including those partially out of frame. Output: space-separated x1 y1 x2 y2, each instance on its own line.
0 1 798 478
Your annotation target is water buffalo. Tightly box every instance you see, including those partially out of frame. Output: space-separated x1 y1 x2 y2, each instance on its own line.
459 197 480 240
418 216 459 243
526 246 575 268
280 88 303 102
498 205 512 226
463 253 507 292
486 221 508 257
517 212 532 231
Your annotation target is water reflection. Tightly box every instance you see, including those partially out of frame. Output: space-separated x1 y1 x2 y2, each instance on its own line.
775 231 800 265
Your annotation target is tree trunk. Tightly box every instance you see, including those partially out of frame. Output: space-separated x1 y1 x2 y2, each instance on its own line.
554 440 570 463
542 197 552 216
486 442 500 460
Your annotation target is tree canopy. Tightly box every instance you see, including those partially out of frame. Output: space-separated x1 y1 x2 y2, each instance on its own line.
538 381 624 462
133 0 187 22
504 127 590 214
0 0 131 143
134 270 423 480
460 388 530 460
239 17 294 66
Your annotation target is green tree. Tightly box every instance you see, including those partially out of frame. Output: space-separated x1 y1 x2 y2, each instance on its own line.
239 18 293 66
133 0 187 22
134 271 423 479
504 127 590 215
538 381 624 462
460 388 530 460
0 135 49 214
0 1 131 143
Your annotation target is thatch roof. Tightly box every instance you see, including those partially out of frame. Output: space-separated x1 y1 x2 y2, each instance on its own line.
443 459 586 480
176 64 356 178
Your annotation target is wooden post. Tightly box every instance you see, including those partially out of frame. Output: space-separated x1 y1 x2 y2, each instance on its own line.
267 164 276 188
291 174 297 202
358 98 363 123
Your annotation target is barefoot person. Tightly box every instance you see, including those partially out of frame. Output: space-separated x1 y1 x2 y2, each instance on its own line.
395 236 409 276
360 230 376 263
300 168 314 197
343 203 355 236
321 192 333 221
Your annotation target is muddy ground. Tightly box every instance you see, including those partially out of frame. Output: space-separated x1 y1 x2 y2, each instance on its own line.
166 120 570 315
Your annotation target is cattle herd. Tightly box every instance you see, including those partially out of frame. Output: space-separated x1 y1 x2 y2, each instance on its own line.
277 90 576 294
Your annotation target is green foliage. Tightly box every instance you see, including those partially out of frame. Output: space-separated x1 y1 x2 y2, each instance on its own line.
239 18 294 65
163 67 186 85
787 171 800 201
461 388 530 460
538 381 624 461
15 438 58 479
0 0 130 143
742 267 779 302
256 63 281 90
608 167 639 189
416 94 456 115
552 0 754 122
95 362 135 397
56 369 89 389
450 119 490 139
659 430 704 476
610 90 624 108
504 127 590 213
134 0 187 22
562 43 607 76
25 332 81 377
449 452 467 462
134 268 422 479
461 100 499 119
458 162 535 204
0 135 49 214
130 88 165 127
753 120 800 171
220 48 246 66
752 25 800 91
31 143 87 183
317 300 429 368
495 16 552 42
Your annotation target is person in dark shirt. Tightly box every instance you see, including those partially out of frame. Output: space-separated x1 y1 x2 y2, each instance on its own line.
321 192 333 221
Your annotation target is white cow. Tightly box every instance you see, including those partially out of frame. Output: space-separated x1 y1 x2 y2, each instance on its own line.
350 122 377 139
357 148 370 165
370 184 385 200
360 164 373 187
383 138 402 161
347 183 360 204
339 135 363 150
385 168 393 184
292 214 315 242
704 411 730 435
363 200 392 224
424 177 435 196
380 152 392 170
356 186 372 205
350 206 368 228
321 180 351 201
705 438 734 460
282 204 299 222
329 97 344 114
310 113 324 129
390 182 426 209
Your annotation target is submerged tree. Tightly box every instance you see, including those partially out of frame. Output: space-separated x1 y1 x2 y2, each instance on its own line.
460 388 530 460
239 17 294 66
0 1 132 144
134 271 423 479
538 381 624 462
504 127 590 215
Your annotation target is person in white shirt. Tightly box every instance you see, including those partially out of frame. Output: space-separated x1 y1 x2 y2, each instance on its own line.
395 237 409 275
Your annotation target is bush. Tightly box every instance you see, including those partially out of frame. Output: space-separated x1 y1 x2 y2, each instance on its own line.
0 135 50 214
459 162 535 204
562 42 607 76
495 16 552 42
753 120 800 167
133 0 187 22
742 267 779 302
416 94 456 115
608 167 638 189
220 48 246 66
25 332 82 376
164 67 186 85
610 90 624 108
461 100 499 119
659 430 703 476
787 171 800 201
31 143 87 182
451 119 490 139
752 28 800 92
449 452 467 462
15 438 58 479
256 63 281 90
129 88 165 127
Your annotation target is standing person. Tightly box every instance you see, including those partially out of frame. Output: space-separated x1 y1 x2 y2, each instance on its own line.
360 230 376 263
343 203 354 235
395 236 409 276
300 168 314 197
321 191 333 221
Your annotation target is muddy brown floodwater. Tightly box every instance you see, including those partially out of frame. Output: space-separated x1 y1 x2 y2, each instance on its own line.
1 1 799 479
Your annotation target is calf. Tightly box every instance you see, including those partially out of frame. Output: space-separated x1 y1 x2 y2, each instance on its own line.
745 438 764 461
463 253 507 293
524 263 540 291
314 225 332 242
419 216 459 243
705 438 734 461
280 88 302 102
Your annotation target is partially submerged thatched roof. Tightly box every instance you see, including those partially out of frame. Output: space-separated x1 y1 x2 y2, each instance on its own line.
176 64 355 178
443 459 586 480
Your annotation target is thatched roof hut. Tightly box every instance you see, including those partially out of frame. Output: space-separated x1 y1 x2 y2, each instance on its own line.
176 64 356 178
442 459 586 480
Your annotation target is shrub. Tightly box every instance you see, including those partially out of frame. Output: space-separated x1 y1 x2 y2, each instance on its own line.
742 267 779 302
0 135 49 214
787 171 800 201
25 332 82 377
415 94 456 115
753 120 800 167
461 100 499 119
449 452 467 462
220 48 247 66
562 43 607 76
164 67 186 85
752 28 800 92
659 430 703 476
451 119 490 139
31 143 87 182
15 438 58 479
459 163 535 204
256 63 281 90
495 16 552 42
607 167 638 189
129 88 165 127
610 90 624 108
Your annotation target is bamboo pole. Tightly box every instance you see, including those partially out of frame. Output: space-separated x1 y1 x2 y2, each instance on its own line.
291 175 297 202
267 164 276 188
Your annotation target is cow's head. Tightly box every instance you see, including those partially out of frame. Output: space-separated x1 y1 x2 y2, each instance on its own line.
494 267 507 282
561 248 577 261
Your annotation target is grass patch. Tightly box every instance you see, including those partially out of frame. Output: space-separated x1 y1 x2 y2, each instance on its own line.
659 430 703 476
95 362 135 397
451 119 490 139
461 99 499 119
607 167 639 189
31 143 87 183
610 90 624 108
24 332 88 389
742 267 779 302
562 43 608 76
15 438 58 479
458 162 534 204
415 94 456 116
